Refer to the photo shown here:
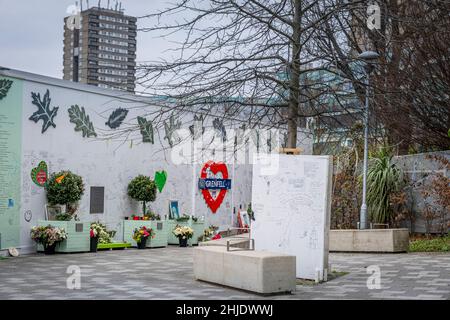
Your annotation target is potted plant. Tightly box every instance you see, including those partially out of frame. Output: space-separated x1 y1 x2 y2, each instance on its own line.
132 226 155 249
90 222 107 252
30 225 67 254
46 170 84 220
172 225 194 247
127 175 157 217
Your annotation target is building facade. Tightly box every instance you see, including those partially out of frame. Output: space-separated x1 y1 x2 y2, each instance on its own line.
63 6 137 92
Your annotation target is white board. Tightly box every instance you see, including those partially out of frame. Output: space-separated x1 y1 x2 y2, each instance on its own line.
251 154 332 280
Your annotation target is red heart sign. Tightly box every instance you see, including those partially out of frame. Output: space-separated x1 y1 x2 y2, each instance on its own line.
200 161 229 213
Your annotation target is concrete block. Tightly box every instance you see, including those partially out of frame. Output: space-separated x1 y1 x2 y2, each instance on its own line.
193 246 296 294
329 228 409 253
199 235 250 249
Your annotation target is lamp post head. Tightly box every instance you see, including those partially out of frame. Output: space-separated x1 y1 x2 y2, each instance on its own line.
358 51 379 74
358 51 380 62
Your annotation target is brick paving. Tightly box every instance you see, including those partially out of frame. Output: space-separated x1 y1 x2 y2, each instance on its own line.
0 247 449 300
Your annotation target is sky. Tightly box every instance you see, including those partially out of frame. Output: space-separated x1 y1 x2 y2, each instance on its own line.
0 0 176 80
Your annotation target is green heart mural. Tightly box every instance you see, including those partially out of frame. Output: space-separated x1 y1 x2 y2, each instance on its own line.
31 161 48 187
154 170 167 193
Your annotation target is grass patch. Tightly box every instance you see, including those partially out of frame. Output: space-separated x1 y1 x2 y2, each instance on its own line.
0 256 8 261
409 235 450 252
296 270 349 286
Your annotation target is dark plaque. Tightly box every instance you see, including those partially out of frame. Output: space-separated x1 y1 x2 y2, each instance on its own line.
90 186 105 214
157 222 163 230
75 223 83 232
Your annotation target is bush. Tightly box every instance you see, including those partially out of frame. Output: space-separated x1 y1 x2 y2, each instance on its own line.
127 175 157 215
46 171 84 218
366 148 403 224
409 235 450 252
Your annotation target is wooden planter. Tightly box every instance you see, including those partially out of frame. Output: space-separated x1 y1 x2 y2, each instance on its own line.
123 220 168 248
37 220 90 253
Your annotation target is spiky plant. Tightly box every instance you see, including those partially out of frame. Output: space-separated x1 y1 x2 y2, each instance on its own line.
366 148 403 224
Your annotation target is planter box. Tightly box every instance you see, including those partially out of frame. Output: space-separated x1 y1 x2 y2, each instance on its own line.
37 220 90 253
123 220 168 248
166 219 206 246
329 228 409 253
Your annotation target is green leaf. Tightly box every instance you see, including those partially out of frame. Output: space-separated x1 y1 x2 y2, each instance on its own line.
68 105 97 138
105 108 128 129
137 116 154 143
29 89 59 133
0 79 13 100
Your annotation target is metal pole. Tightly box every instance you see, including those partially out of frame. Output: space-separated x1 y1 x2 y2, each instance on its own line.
360 72 370 229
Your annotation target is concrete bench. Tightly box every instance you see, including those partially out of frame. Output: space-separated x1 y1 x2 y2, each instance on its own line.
193 246 296 294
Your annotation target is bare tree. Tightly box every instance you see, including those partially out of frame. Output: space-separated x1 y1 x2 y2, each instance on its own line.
136 0 353 149
314 0 450 154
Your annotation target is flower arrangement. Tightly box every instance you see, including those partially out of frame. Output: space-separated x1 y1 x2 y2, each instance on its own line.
201 225 219 241
30 225 67 248
132 226 155 243
90 222 105 238
172 225 194 239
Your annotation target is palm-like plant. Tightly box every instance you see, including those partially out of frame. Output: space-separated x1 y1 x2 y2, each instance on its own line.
366 148 403 224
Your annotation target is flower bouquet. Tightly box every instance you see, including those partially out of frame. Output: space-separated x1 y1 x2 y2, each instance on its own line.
30 225 67 254
172 225 194 247
90 222 108 252
132 226 155 249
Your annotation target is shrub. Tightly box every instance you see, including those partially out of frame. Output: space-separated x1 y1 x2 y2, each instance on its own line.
46 171 84 219
127 175 157 215
366 148 403 224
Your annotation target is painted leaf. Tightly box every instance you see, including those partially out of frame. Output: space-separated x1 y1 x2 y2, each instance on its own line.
164 113 182 147
137 116 154 143
105 108 128 129
29 89 59 133
0 79 13 100
68 104 97 138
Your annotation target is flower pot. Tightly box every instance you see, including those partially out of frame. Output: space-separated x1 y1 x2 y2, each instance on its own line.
137 237 148 249
179 237 188 247
90 237 99 252
44 243 57 255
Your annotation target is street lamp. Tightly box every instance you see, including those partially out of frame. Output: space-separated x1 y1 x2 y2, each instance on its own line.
357 50 379 230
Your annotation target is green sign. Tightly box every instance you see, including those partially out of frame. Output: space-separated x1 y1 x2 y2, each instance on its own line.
0 77 22 249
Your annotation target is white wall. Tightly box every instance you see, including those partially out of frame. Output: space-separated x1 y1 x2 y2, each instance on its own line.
18 79 255 251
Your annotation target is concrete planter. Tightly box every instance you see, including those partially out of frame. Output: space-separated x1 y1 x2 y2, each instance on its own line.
329 228 409 253
37 220 90 253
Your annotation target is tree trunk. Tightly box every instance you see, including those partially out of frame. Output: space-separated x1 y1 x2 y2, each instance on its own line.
287 0 301 148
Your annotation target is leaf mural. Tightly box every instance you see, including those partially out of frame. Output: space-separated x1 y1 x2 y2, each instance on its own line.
137 116 154 143
105 108 128 129
0 79 13 100
29 89 59 133
164 113 182 148
68 105 97 138
213 117 227 142
189 114 205 140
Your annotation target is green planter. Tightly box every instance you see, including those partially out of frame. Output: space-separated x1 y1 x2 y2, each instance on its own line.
36 220 90 253
123 220 168 248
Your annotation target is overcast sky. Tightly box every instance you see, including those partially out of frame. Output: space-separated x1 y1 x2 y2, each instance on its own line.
0 0 175 80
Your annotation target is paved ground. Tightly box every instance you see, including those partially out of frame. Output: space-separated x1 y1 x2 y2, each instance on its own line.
0 247 449 300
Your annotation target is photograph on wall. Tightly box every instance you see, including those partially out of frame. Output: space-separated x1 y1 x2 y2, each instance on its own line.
169 200 180 219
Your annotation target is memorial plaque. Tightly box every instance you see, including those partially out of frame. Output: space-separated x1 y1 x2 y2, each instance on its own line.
75 223 83 232
90 186 105 214
157 222 163 230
